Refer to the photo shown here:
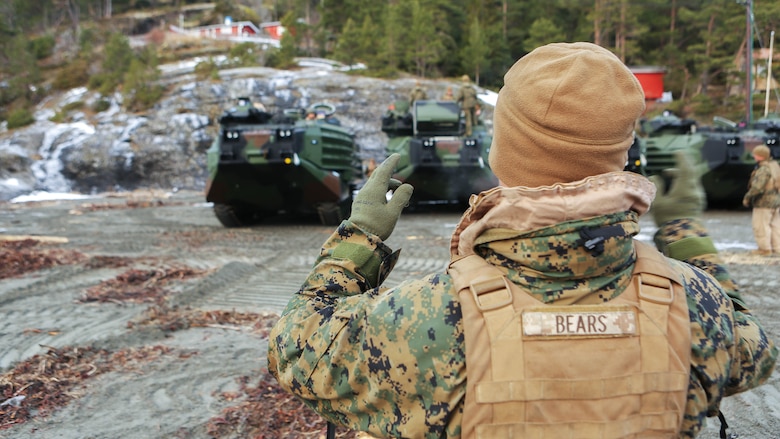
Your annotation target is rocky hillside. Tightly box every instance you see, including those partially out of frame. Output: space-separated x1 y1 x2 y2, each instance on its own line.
0 60 493 201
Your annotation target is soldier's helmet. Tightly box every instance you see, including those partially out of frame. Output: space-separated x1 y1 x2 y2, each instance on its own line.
461 75 470 83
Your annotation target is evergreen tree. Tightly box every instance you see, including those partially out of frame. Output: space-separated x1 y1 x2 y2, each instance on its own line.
551 0 593 42
502 0 537 60
357 15 382 70
123 50 164 111
2 0 780 118
632 0 676 63
272 11 300 69
381 1 408 74
481 19 514 86
431 0 467 77
523 17 566 52
2 34 41 106
90 32 133 95
334 18 361 68
461 19 489 85
407 0 444 77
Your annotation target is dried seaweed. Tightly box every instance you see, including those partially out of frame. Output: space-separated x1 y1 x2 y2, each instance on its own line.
78 266 207 304
84 255 137 269
0 240 87 280
74 200 168 212
130 306 279 335
133 310 362 437
159 229 266 248
2 307 370 437
206 369 359 439
0 345 172 430
200 316 373 439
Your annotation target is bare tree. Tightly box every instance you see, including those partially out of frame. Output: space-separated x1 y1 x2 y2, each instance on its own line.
53 0 81 34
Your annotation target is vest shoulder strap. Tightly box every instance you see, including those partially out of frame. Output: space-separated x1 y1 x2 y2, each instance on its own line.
449 241 681 303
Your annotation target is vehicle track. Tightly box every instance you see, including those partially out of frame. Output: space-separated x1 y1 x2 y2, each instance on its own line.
1 191 778 438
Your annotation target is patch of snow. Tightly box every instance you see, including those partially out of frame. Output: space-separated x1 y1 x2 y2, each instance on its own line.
10 191 94 203
34 108 56 122
96 95 123 120
478 90 498 107
62 87 88 105
2 178 20 187
715 241 756 251
31 122 96 193
171 113 209 130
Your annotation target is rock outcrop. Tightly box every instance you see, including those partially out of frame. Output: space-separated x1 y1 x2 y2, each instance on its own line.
0 62 491 201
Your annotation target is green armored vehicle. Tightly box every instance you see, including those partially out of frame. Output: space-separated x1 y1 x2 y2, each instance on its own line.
640 111 780 207
698 114 780 206
205 98 362 227
640 112 705 173
381 99 498 206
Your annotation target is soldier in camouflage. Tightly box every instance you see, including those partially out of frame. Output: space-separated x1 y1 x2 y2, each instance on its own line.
409 80 428 105
455 75 478 137
442 86 454 101
742 144 780 255
268 43 777 438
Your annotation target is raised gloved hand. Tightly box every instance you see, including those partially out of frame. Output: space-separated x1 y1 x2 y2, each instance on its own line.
349 154 414 240
649 151 708 226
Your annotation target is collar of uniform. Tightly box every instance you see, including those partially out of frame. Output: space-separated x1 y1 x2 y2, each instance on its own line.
450 171 655 258
475 211 639 304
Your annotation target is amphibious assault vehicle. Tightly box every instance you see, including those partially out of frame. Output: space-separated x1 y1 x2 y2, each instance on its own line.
205 98 362 227
640 111 780 207
380 99 498 207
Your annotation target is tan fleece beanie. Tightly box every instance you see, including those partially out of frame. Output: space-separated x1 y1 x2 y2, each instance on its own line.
753 144 771 160
489 42 646 188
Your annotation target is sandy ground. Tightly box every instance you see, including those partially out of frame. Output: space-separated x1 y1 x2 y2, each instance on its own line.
1 190 779 438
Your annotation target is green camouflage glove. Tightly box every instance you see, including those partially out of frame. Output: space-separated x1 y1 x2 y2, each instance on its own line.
349 153 414 240
649 151 708 227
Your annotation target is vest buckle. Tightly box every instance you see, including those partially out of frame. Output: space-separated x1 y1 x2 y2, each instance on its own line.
636 273 674 305
470 276 514 311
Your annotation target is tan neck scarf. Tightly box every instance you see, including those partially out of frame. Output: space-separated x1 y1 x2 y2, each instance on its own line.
450 171 656 258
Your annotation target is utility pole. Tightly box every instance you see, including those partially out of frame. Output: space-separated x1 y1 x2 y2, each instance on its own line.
739 0 753 126
766 31 775 118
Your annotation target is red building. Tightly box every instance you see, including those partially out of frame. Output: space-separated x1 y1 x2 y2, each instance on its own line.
260 21 285 40
196 21 261 38
629 66 666 101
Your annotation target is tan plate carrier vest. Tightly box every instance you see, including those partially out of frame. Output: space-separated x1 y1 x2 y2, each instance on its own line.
448 241 691 439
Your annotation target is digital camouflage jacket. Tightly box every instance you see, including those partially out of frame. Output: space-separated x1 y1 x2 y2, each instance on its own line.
268 172 777 439
743 159 780 209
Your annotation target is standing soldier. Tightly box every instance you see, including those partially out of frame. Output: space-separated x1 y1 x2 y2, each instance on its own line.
268 42 777 439
442 86 454 101
743 144 780 255
455 74 479 136
409 80 427 104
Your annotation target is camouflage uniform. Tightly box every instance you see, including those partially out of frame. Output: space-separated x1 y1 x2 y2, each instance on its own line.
743 158 780 253
410 86 428 104
268 172 777 438
454 79 478 137
744 158 780 208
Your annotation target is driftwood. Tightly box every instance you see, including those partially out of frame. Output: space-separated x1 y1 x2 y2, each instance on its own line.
0 235 69 244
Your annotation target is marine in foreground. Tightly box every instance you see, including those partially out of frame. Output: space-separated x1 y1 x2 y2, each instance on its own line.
268 42 777 438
